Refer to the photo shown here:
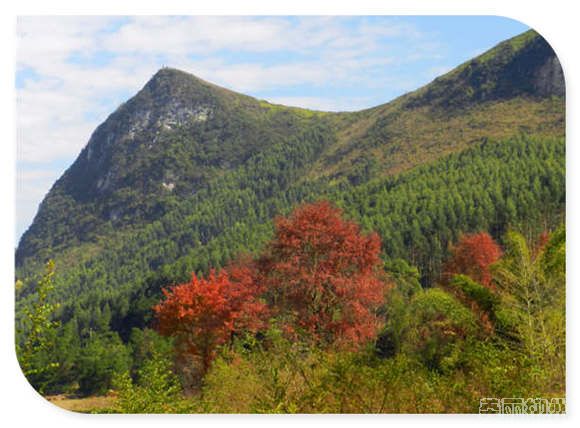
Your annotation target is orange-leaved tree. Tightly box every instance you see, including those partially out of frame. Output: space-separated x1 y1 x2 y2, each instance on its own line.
444 232 502 288
153 263 267 376
154 201 388 377
258 201 388 348
442 232 503 333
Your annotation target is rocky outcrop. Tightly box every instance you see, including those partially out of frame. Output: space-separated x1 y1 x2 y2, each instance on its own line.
534 55 565 97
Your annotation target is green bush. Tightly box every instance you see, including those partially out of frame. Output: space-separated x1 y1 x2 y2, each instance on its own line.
77 332 131 396
114 352 191 413
402 288 478 372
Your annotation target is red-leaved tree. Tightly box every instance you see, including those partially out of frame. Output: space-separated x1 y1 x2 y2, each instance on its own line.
154 201 388 380
444 232 503 288
153 263 267 377
258 201 388 348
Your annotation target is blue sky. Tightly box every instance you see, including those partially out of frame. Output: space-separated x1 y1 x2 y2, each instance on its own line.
16 16 529 241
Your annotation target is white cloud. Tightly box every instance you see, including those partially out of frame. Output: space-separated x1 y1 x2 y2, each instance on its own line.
102 16 292 55
99 16 420 57
198 62 337 92
17 16 115 73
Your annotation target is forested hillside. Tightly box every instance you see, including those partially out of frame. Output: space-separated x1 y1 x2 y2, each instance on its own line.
16 30 563 269
15 29 566 411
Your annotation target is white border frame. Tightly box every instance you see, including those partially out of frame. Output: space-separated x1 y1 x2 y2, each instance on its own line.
1 1 576 427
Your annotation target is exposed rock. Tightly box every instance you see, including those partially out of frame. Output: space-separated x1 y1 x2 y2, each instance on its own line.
109 207 122 222
534 55 565 97
162 182 175 191
96 171 114 192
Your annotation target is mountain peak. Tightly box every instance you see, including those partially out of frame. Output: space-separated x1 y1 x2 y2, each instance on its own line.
152 66 190 78
140 67 211 98
147 67 203 86
404 30 564 110
142 67 236 102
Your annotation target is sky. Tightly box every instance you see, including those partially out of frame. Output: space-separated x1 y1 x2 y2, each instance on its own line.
15 15 529 242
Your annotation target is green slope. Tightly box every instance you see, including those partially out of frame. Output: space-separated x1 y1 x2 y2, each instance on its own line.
16 29 565 361
16 30 563 268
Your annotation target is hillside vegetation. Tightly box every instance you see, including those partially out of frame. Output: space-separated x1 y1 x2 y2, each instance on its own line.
15 29 566 413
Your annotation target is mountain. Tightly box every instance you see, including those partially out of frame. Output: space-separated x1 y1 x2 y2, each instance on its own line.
16 30 564 341
16 68 332 264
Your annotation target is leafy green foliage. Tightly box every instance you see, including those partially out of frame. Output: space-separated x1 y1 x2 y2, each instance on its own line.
17 260 60 394
196 327 542 413
14 30 565 409
492 228 565 391
402 288 478 372
449 275 499 314
150 227 564 414
77 332 131 396
447 274 500 332
114 352 186 413
15 134 564 397
376 259 421 358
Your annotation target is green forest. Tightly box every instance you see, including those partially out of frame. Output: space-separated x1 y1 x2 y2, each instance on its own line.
15 29 566 413
16 135 565 412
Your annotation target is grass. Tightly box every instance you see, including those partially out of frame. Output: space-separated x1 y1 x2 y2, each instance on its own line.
308 96 564 181
45 394 117 413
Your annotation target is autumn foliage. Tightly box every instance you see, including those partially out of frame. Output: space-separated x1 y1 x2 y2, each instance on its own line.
153 264 267 374
258 201 387 347
155 201 388 373
444 232 503 288
442 232 503 333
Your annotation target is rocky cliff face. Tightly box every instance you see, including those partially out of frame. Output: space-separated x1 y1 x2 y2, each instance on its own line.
534 55 565 97
68 69 223 198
